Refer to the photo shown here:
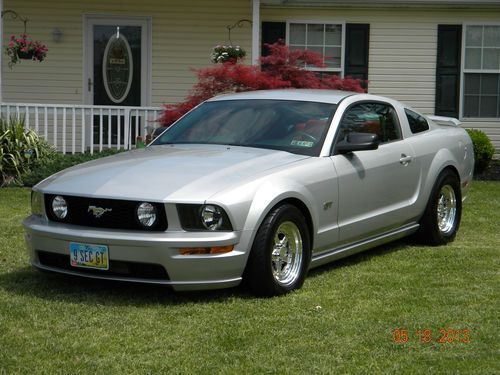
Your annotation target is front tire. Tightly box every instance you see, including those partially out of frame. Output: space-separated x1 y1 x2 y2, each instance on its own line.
244 204 311 296
417 169 462 245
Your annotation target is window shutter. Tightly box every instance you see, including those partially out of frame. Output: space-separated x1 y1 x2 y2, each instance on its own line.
261 22 286 56
435 25 462 118
345 24 370 87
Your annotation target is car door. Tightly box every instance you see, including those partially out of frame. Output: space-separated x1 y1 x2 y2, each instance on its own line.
331 101 421 245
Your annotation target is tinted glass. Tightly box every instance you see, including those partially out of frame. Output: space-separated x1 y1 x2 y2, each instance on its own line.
338 102 401 143
405 109 429 134
153 100 337 156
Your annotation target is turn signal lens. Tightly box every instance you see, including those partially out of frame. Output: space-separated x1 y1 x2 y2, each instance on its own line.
178 245 234 255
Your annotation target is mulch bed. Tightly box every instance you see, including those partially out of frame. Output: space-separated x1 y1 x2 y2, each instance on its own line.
474 159 500 181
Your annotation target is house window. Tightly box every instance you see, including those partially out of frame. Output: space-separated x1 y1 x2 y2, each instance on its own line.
463 25 500 118
287 22 344 74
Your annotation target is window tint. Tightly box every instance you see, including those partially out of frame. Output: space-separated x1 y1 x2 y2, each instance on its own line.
338 102 401 143
405 109 429 134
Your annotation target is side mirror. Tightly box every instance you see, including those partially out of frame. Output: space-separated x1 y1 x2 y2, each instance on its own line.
335 132 379 154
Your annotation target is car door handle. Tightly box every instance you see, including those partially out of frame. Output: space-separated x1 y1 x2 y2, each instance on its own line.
399 154 413 165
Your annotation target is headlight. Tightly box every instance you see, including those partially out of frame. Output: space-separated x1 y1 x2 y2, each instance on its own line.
200 205 224 230
52 195 68 219
31 190 44 216
177 204 232 231
136 202 157 227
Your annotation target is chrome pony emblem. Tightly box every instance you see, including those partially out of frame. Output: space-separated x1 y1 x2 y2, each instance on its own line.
88 205 113 218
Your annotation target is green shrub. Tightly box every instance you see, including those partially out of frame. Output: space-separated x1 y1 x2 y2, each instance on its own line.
21 149 122 187
466 129 495 172
0 117 56 186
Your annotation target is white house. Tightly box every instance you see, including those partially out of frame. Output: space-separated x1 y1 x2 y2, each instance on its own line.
1 0 499 155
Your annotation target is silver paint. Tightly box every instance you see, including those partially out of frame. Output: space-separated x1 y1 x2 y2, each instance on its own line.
23 90 474 291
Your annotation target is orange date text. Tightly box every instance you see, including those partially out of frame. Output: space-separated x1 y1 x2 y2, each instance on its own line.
393 328 471 344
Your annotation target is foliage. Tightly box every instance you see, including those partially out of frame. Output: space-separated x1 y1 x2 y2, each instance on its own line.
466 128 495 172
210 45 246 64
5 34 48 68
1 117 121 187
21 149 123 187
159 42 365 126
0 182 498 373
0 117 55 187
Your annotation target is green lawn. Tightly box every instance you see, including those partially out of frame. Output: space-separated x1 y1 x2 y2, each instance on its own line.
0 183 498 374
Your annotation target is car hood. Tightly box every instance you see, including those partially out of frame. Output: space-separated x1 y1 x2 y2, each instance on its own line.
36 144 310 202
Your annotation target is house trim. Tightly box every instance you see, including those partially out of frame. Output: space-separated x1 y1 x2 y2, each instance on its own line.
261 0 500 9
252 0 260 65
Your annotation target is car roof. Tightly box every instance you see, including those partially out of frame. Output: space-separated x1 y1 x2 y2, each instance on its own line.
207 89 357 105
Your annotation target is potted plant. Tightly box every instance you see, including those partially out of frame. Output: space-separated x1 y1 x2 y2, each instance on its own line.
210 45 246 64
5 33 48 68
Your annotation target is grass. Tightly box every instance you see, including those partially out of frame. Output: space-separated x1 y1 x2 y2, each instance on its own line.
0 182 498 374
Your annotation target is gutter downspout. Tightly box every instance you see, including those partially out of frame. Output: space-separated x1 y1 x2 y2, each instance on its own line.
251 0 260 66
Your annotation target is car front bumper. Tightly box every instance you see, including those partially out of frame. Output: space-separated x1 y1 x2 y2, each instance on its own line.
23 215 252 291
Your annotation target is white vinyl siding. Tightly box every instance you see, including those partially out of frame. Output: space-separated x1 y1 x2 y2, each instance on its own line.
1 0 252 106
262 6 500 154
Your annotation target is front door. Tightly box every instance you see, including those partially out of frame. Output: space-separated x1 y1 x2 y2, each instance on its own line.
84 16 151 147
331 101 421 245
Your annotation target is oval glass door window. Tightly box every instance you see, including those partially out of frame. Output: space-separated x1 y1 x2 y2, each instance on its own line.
102 34 133 104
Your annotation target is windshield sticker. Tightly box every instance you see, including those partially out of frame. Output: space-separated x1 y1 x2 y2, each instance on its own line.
291 140 314 147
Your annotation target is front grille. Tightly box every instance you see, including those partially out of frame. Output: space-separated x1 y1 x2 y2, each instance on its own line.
44 195 168 231
37 251 170 280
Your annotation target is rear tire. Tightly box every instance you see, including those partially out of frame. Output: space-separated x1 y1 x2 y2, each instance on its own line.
244 204 311 297
417 169 462 245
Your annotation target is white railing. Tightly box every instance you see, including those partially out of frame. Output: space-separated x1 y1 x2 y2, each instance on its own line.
0 102 164 154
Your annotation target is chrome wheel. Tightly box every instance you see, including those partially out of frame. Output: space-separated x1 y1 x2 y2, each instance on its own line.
271 221 303 286
436 184 457 234
245 204 310 296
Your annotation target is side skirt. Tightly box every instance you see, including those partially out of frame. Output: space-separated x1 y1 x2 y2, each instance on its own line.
310 223 420 269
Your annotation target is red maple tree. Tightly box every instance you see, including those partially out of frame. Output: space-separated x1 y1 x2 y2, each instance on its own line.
159 42 366 126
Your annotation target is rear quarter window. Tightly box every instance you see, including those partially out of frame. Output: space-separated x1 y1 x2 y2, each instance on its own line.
405 109 429 134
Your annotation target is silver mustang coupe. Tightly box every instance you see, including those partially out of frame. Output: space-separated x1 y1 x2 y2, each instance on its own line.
24 90 474 296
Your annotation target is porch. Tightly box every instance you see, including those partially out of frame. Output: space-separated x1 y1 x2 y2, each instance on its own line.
0 1 499 156
0 102 163 153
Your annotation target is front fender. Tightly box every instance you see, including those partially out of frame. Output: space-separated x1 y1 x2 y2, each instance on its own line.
243 178 318 234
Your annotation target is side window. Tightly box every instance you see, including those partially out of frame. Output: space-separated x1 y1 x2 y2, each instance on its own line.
338 102 401 143
405 109 429 134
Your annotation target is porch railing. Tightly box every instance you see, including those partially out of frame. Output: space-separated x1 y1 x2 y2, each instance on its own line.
0 102 164 154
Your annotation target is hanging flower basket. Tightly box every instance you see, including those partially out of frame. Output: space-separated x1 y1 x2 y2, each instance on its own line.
17 50 34 60
5 34 48 68
210 45 246 64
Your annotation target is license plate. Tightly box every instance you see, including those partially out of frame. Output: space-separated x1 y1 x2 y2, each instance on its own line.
70 242 109 270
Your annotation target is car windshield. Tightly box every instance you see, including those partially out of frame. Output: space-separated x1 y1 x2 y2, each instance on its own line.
152 99 337 156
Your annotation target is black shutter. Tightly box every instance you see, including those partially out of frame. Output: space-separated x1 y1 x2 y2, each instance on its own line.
345 24 370 88
435 25 462 118
261 22 286 57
